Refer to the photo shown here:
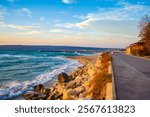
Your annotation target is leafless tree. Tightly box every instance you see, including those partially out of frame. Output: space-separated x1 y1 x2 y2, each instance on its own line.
138 15 150 55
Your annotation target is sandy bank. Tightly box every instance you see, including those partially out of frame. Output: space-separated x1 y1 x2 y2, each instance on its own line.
67 54 99 65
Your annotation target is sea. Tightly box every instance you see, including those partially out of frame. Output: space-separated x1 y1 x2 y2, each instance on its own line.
0 45 111 99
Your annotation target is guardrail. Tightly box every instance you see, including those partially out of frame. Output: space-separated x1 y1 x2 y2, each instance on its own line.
110 54 117 100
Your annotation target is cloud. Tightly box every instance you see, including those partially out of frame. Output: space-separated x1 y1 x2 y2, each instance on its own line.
55 23 75 29
17 31 42 35
49 29 65 33
75 18 99 29
55 18 99 29
18 8 32 17
54 2 146 43
0 22 39 30
62 0 75 4
0 21 42 35
77 3 150 21
57 2 150 30
8 25 37 30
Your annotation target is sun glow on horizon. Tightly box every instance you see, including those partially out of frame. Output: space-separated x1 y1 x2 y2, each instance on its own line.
0 0 150 48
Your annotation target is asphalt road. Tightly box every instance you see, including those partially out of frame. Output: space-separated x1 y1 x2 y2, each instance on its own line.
111 52 150 100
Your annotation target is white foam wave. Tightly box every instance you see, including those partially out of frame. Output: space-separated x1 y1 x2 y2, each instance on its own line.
73 51 92 56
0 54 34 58
0 54 71 61
0 59 80 100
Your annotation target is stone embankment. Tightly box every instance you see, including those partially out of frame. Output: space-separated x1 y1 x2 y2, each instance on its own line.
23 52 112 100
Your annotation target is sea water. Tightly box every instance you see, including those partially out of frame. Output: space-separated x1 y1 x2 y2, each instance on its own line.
0 50 93 99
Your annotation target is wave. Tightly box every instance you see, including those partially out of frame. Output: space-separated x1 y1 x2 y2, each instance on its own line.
0 53 55 59
0 54 35 58
0 53 72 61
73 51 94 56
0 59 80 100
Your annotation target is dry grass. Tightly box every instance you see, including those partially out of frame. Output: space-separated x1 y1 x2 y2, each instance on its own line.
85 52 112 100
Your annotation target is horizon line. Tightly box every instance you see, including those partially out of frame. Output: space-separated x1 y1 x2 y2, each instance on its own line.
0 44 123 49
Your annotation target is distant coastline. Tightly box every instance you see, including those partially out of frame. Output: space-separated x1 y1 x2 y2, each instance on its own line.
0 45 119 52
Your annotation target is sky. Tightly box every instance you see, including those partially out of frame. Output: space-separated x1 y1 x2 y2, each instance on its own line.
0 0 150 48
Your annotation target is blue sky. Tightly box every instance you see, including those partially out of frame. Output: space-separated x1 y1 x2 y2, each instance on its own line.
0 0 150 48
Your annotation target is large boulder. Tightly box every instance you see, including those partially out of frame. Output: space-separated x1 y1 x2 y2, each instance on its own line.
34 84 45 93
67 89 79 100
68 89 77 96
57 72 69 84
66 76 82 89
64 87 85 100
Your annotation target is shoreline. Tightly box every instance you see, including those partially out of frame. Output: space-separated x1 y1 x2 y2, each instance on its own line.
22 52 112 100
13 56 82 100
43 54 100 88
43 57 83 88
67 53 101 64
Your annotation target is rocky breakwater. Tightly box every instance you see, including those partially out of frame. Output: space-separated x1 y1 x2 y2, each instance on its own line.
23 52 112 100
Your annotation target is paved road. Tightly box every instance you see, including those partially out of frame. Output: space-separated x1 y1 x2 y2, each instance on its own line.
111 52 150 100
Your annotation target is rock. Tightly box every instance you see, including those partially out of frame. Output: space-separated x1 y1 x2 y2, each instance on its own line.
87 64 96 76
34 84 45 93
34 85 51 95
62 89 78 100
50 86 55 92
62 89 71 100
47 91 62 100
85 94 92 99
38 94 48 100
43 88 51 94
47 84 63 100
83 81 91 90
75 86 85 94
57 72 69 84
47 84 65 100
95 57 101 68
79 93 84 99
66 76 82 89
68 89 77 96
70 71 77 80
47 91 56 100
75 76 82 86
82 76 88 82
23 94 30 99
56 84 64 95
83 98 92 100
76 67 85 75
23 93 39 100
63 88 82 100
66 81 76 89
